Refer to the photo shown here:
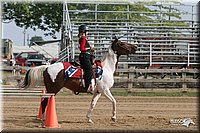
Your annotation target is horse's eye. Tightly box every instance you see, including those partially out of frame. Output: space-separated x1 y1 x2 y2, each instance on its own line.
119 43 124 46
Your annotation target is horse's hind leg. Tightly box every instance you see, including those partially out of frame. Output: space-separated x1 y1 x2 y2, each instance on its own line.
41 97 48 126
86 88 101 123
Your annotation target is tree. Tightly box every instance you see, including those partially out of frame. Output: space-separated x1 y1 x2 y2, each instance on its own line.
68 1 183 23
2 2 62 38
2 1 184 38
30 36 44 44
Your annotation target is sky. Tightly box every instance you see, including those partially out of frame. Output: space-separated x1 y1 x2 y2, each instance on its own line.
1 0 199 46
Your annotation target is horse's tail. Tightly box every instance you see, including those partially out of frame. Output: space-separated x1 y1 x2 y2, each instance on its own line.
19 69 31 88
19 65 48 89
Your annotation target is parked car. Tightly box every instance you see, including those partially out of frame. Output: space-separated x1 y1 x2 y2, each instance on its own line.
15 52 39 65
25 53 47 66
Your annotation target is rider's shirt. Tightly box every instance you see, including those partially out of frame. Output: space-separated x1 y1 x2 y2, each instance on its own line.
79 36 90 52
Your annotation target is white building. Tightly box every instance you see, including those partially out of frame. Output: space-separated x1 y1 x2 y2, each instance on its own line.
12 44 59 59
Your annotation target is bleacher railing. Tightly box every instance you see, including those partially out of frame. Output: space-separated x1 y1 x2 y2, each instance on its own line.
62 2 199 67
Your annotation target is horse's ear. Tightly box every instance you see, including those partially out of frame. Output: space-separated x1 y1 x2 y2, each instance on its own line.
114 36 118 41
112 36 118 42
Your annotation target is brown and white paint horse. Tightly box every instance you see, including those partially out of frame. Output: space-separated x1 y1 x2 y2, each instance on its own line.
20 38 137 124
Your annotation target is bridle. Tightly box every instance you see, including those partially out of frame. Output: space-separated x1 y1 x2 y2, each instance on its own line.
112 40 132 71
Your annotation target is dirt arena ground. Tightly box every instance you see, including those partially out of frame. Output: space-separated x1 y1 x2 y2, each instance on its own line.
2 89 199 132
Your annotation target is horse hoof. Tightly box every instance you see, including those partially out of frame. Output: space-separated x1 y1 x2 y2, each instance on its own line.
111 117 116 122
88 119 94 123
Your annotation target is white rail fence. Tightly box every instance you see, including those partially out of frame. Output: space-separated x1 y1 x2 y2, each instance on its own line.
1 88 54 97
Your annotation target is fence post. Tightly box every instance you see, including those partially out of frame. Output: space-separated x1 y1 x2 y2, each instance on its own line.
149 43 152 67
181 68 187 92
187 43 190 67
128 67 134 93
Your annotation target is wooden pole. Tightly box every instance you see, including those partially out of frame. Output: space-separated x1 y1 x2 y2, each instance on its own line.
1 93 54 97
181 68 187 92
127 67 134 93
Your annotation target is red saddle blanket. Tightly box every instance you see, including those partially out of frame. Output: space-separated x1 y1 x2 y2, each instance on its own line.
63 60 103 80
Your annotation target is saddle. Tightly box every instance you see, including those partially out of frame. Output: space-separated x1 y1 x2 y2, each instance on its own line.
70 60 81 67
63 60 103 95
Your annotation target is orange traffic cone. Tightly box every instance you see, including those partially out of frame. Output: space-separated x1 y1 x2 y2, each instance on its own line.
43 96 60 128
36 90 46 120
21 63 25 73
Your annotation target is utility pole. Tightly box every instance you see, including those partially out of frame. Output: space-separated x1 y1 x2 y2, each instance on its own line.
27 34 29 46
23 27 26 46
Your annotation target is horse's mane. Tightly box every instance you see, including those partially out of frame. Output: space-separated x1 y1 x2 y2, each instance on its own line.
101 46 114 62
100 46 115 67
100 52 108 63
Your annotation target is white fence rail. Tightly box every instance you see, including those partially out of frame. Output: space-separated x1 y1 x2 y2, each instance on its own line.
1 88 54 98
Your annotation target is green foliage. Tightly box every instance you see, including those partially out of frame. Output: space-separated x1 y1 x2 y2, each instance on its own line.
2 1 184 38
3 1 62 38
30 36 44 44
68 3 95 21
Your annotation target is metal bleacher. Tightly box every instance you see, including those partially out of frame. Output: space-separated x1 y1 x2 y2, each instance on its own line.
63 1 199 68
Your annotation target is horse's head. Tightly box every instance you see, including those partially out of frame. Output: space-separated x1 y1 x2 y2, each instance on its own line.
111 38 137 57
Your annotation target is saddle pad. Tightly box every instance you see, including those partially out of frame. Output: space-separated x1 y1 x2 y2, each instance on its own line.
94 60 102 80
63 62 82 79
63 61 103 80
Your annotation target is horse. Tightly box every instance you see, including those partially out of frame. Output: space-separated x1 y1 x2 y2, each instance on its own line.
19 38 137 124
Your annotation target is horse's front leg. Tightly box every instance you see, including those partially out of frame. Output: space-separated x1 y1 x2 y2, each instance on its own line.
86 88 101 123
102 89 116 122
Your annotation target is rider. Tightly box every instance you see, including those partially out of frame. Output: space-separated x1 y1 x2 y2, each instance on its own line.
78 24 95 93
